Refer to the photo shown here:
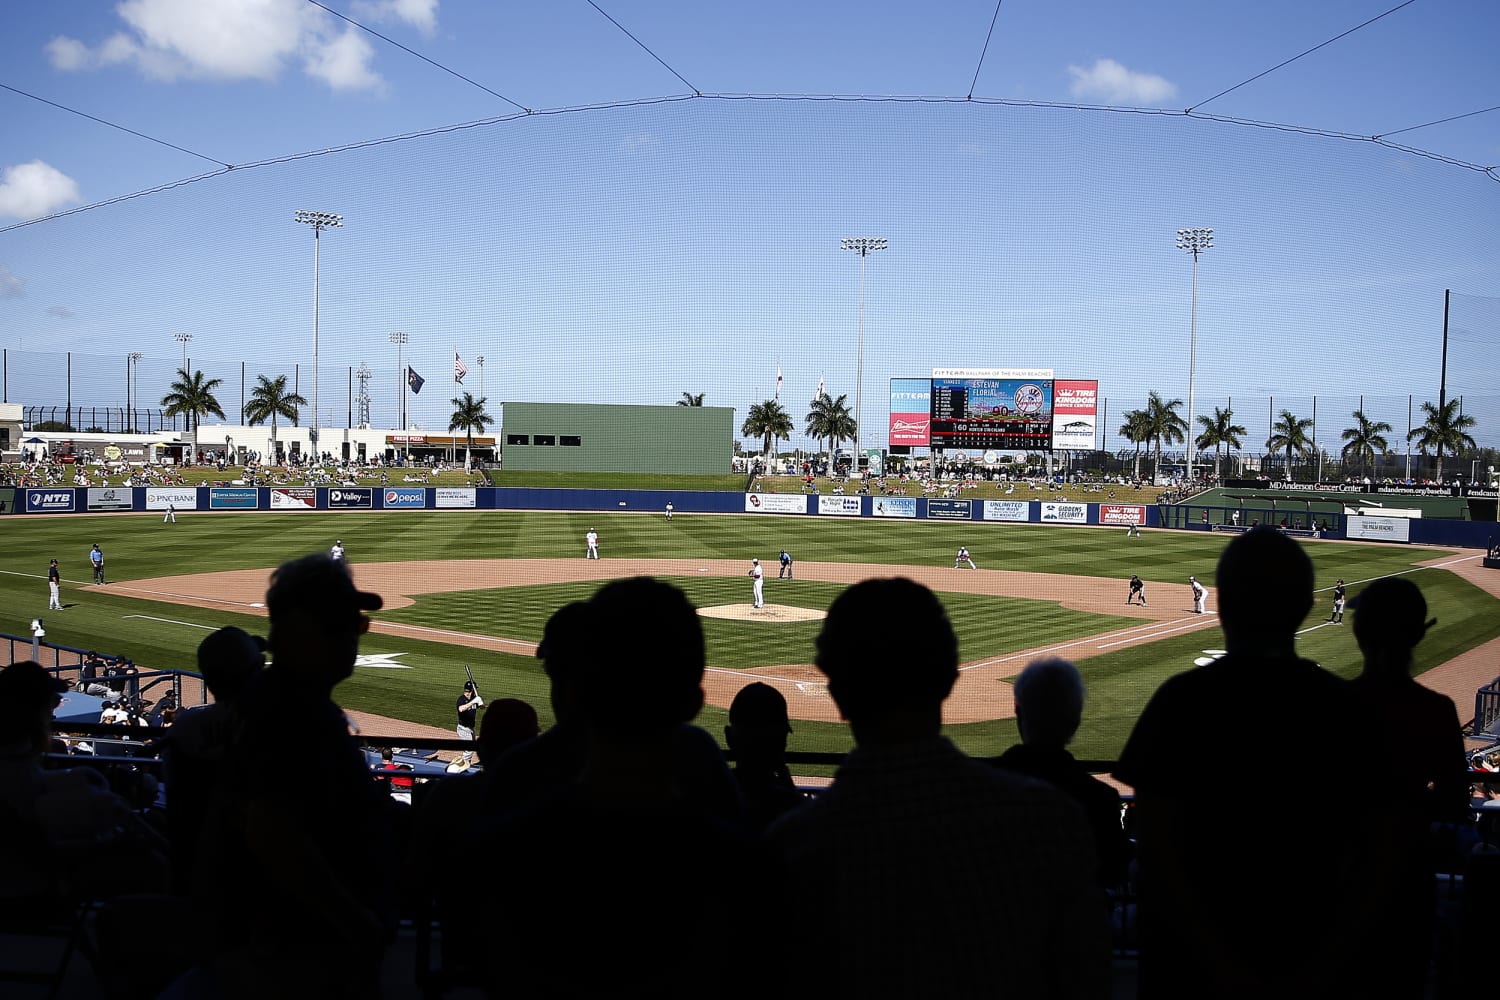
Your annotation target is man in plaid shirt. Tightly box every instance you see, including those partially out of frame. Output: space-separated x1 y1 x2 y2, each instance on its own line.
768 577 1110 998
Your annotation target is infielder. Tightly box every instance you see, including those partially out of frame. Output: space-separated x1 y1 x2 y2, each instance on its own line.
48 558 62 611
1189 576 1208 614
779 549 793 579
954 546 976 570
585 528 600 559
748 557 764 609
1330 579 1347 624
330 539 345 562
1127 574 1146 606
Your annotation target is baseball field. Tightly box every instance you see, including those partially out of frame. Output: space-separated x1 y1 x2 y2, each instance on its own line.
6 508 1500 763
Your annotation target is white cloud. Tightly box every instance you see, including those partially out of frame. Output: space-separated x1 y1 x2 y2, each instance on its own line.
46 305 76 319
0 161 83 220
45 0 393 91
353 0 439 34
0 265 25 299
1068 58 1177 105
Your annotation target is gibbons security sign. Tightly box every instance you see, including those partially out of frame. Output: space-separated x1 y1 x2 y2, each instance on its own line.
744 493 808 515
327 488 374 509
87 488 133 512
1346 515 1411 543
434 488 476 509
209 488 259 510
1040 501 1088 524
26 490 74 512
982 500 1030 522
383 488 427 509
147 487 198 511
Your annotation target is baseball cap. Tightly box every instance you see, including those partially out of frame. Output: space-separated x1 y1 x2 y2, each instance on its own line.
266 553 383 621
752 557 759 564
729 681 792 734
0 661 70 710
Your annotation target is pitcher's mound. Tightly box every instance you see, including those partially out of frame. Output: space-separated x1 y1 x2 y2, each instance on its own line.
699 604 826 623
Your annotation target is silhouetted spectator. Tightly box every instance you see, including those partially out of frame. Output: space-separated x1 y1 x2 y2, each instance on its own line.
186 554 394 999
479 697 540 757
480 578 772 998
725 681 803 832
995 656 1128 889
768 578 1110 998
78 650 111 698
1349 576 1468 997
1115 527 1366 999
162 625 267 894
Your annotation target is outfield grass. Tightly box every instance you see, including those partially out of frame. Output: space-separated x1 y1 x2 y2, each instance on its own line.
5 510 1496 765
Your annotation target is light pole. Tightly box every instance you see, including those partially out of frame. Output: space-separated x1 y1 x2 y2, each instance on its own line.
389 331 409 461
841 237 888 469
173 332 192 375
127 352 143 432
295 209 343 463
1175 227 1213 483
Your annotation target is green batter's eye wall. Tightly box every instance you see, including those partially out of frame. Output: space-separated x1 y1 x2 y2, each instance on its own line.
499 403 735 476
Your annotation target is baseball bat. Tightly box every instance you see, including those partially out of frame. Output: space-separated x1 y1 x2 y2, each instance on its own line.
464 663 480 702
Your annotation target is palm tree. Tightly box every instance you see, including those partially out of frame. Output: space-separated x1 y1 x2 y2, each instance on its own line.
1143 391 1187 481
675 392 705 407
741 399 793 467
1340 409 1393 482
160 368 226 448
1118 408 1151 480
1195 406 1246 479
1408 398 1478 482
805 392 856 470
243 374 307 459
448 392 494 471
1266 409 1315 478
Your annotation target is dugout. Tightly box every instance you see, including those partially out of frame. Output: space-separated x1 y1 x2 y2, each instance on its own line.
500 402 734 475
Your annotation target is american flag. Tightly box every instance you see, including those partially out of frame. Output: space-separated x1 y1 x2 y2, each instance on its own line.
454 353 468 385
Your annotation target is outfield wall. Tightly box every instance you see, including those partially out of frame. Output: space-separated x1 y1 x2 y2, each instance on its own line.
14 485 1497 549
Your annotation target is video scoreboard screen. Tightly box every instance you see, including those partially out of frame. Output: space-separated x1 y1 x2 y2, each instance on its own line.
929 368 1054 451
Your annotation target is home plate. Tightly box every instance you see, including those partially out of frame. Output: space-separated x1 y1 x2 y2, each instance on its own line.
698 604 826 623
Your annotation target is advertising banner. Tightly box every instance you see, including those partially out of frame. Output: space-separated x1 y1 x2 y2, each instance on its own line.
146 487 199 511
209 488 259 510
888 377 932 448
1051 379 1099 450
383 487 427 509
744 493 808 514
872 497 917 518
434 488 476 509
26 489 74 512
1098 503 1145 525
925 499 973 520
982 500 1031 522
327 488 374 509
817 495 863 517
270 488 316 510
1040 501 1088 524
1346 515 1411 543
87 488 133 512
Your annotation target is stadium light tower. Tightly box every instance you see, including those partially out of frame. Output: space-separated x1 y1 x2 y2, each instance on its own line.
295 209 344 461
1175 227 1213 483
841 237 888 466
127 352 144 432
173 332 192 374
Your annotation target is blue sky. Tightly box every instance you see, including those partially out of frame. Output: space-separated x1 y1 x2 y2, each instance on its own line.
2 0 1497 454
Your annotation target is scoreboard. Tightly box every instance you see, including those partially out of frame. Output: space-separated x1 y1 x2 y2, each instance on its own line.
929 369 1054 451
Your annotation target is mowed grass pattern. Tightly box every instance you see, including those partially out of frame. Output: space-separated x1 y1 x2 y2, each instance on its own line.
4 510 1496 760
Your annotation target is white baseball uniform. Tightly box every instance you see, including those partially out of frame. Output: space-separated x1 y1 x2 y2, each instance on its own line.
749 560 764 608
586 530 599 559
1190 578 1207 614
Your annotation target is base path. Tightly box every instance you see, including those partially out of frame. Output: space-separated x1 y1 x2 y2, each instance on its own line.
97 558 1211 726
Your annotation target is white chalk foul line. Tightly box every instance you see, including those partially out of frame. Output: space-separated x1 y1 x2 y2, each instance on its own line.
368 620 536 653
962 614 1218 671
122 614 217 631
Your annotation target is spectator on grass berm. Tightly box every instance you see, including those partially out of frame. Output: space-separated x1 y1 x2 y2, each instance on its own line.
162 626 266 895
183 554 396 1000
725 681 804 833
767 578 1110 999
481 601 742 824
1115 527 1377 1000
995 656 1129 891
478 578 775 998
0 660 169 899
1347 576 1470 998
